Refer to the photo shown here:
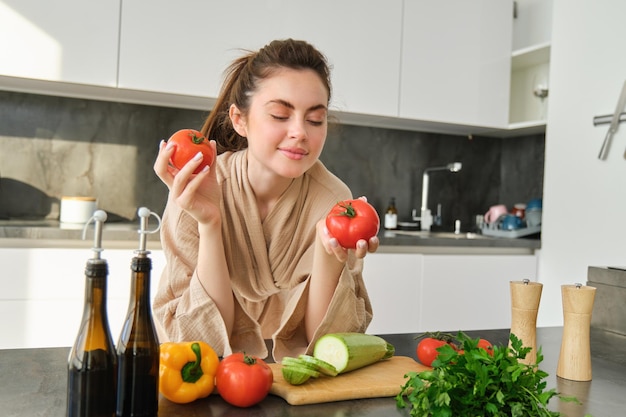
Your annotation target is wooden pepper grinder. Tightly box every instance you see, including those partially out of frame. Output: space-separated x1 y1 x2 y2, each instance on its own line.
556 283 596 381
510 279 543 365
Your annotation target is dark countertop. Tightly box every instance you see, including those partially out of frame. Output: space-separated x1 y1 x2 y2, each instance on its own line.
1 327 622 417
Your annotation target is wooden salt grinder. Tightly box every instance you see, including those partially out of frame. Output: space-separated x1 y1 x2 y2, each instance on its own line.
510 279 543 365
556 283 596 381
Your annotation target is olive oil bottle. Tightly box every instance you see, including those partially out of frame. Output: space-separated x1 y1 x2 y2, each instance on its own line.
116 208 160 417
67 210 117 417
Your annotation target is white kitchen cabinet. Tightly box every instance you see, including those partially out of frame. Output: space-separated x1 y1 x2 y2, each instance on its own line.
363 251 538 335
508 0 553 131
118 0 403 117
399 0 513 129
362 253 423 335
420 254 538 332
0 0 120 87
0 247 165 349
511 0 553 51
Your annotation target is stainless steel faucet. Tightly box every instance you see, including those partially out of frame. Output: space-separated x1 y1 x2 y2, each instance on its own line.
415 162 462 231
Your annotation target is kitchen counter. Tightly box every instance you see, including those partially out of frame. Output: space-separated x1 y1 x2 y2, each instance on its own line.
377 229 540 254
0 220 539 254
0 220 161 249
1 327 622 417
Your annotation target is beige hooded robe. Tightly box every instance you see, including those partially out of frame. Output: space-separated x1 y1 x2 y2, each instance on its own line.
153 150 373 361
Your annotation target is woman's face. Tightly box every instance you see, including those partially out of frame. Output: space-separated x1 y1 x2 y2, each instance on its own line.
231 68 329 180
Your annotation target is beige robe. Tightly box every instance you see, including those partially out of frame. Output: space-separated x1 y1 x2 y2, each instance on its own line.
153 150 372 361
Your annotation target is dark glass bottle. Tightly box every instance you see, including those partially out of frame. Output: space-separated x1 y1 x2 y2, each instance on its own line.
116 210 160 417
67 212 117 417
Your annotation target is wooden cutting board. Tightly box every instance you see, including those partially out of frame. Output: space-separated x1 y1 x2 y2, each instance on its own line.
268 356 429 405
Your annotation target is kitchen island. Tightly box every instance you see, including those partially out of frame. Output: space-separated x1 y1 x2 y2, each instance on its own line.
1 328 623 417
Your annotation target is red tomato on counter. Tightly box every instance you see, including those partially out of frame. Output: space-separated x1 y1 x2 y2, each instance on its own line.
215 353 273 408
416 334 494 366
477 338 494 356
167 129 215 174
325 199 380 249
416 337 450 367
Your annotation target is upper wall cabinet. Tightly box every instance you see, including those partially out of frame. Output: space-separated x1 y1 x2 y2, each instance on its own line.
508 0 553 132
0 0 120 87
1 1 541 137
399 0 513 129
118 0 403 118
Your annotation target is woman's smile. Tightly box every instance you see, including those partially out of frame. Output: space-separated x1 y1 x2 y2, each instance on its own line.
279 146 309 160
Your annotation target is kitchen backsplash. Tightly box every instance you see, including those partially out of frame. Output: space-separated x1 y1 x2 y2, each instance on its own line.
0 91 544 231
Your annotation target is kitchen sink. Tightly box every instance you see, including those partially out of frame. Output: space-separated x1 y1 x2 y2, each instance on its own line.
387 230 490 240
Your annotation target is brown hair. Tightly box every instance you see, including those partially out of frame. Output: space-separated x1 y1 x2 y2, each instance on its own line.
200 39 332 154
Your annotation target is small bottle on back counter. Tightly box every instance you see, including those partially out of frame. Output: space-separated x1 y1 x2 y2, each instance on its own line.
384 197 398 230
67 210 117 417
116 208 161 417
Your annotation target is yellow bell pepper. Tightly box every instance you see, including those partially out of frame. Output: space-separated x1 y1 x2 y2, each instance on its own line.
159 341 219 404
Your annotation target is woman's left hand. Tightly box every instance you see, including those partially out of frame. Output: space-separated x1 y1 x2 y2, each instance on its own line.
316 219 379 263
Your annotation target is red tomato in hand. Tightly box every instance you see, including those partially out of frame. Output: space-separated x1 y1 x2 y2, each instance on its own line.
325 199 380 249
167 129 215 174
416 337 449 367
477 338 494 356
215 353 273 408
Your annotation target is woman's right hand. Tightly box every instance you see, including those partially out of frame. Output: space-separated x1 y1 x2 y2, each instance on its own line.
153 139 221 226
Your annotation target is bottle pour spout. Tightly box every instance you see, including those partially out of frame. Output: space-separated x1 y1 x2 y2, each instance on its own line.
81 209 108 260
135 207 162 256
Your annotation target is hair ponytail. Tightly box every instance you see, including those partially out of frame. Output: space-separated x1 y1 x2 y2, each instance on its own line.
200 54 250 154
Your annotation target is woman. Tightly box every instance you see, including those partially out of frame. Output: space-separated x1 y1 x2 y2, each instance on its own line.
153 39 378 361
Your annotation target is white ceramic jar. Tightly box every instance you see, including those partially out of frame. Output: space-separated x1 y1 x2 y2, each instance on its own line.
60 196 97 224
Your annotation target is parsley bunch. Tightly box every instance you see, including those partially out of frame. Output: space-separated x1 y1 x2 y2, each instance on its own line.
396 332 580 417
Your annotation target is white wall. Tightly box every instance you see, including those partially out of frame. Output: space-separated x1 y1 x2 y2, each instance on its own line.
537 0 626 326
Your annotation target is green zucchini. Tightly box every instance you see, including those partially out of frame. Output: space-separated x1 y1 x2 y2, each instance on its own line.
281 364 317 385
280 355 340 385
298 354 338 377
313 332 395 374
